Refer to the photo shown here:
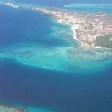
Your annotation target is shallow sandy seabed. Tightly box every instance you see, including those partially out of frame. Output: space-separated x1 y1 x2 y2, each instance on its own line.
27 106 54 112
0 43 112 75
0 104 54 112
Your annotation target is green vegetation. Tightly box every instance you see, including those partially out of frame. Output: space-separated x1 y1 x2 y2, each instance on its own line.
96 34 112 48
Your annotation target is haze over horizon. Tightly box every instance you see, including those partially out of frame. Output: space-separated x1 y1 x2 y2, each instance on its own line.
0 0 112 7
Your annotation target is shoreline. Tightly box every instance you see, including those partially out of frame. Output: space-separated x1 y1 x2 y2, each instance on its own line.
0 2 112 49
33 7 112 49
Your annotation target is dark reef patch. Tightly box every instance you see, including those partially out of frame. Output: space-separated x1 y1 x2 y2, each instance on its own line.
96 34 112 48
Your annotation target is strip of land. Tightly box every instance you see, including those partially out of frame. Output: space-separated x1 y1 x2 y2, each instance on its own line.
33 7 112 49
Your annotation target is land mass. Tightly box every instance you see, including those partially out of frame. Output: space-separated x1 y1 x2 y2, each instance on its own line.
33 7 112 49
0 105 25 112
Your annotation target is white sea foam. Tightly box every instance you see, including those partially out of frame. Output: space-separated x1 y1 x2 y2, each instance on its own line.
95 46 102 49
0 2 44 10
56 20 79 41
71 26 78 40
57 20 63 24
4 3 20 8
71 25 85 46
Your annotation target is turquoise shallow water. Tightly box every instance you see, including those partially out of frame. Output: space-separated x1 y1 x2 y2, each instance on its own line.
0 2 112 112
0 42 112 75
0 3 112 75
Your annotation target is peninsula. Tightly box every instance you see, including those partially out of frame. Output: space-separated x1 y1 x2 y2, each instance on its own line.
33 7 112 49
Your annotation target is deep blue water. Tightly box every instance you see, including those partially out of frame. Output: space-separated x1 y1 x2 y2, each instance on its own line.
0 5 52 46
0 58 112 112
0 3 112 112
0 5 73 47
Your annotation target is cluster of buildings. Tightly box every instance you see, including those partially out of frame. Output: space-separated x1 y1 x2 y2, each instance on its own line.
34 8 112 48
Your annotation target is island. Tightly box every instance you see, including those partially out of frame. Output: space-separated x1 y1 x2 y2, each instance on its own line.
33 7 112 49
0 105 25 112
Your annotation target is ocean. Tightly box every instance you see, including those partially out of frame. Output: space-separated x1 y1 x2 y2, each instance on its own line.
0 2 112 112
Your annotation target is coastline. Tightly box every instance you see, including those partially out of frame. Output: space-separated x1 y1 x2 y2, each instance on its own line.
0 3 112 60
71 26 85 47
0 3 112 112
71 26 78 41
33 7 112 49
1 2 112 49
